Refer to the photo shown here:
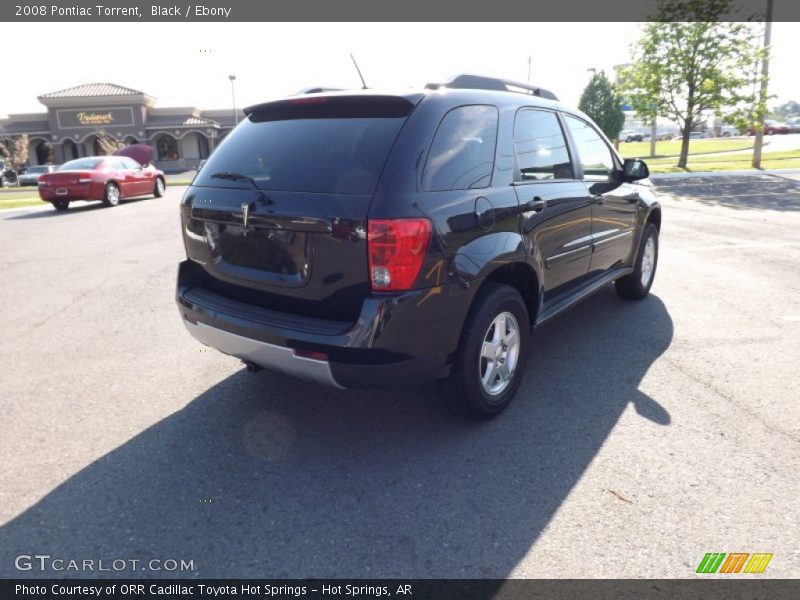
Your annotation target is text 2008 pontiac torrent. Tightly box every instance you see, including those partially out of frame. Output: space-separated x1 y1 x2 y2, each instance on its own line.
176 74 660 418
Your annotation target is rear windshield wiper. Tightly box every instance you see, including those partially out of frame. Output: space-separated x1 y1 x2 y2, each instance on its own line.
211 171 261 189
210 171 271 204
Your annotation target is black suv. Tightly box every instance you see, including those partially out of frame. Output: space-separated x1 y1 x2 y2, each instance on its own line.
177 74 660 418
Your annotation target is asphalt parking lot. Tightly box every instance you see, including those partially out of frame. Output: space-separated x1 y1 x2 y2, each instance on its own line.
0 175 798 579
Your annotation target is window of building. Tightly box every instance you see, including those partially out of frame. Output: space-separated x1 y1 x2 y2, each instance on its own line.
156 135 179 161
421 105 498 192
563 115 616 180
513 109 573 181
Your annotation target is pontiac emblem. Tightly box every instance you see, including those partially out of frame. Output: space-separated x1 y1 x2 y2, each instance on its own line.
241 202 251 232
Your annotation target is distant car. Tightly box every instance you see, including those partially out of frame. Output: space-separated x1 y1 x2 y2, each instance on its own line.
656 132 674 141
18 164 58 186
748 119 791 135
719 125 738 137
787 117 800 133
689 131 707 139
38 145 165 211
620 130 643 142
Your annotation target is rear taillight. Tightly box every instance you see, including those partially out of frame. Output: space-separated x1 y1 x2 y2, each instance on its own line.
78 172 92 183
368 218 431 292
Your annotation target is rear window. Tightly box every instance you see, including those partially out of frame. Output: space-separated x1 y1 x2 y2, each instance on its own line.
59 158 103 170
193 115 406 194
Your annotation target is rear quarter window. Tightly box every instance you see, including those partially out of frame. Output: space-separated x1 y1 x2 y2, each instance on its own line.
421 105 498 192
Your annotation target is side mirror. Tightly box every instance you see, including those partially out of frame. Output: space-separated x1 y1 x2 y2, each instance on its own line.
622 158 649 182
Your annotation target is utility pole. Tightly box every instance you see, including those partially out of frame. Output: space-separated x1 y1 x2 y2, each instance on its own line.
229 75 238 126
752 0 773 169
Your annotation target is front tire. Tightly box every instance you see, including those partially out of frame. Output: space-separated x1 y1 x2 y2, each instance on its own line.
53 200 70 211
438 283 530 419
615 223 659 300
102 182 120 207
153 177 165 198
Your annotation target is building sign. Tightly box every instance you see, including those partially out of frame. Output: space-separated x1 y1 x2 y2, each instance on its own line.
77 112 114 125
56 107 135 129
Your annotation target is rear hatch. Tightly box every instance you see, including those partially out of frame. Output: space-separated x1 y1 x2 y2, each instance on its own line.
182 94 419 322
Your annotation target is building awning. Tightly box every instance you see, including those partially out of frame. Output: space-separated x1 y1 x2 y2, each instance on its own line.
145 115 219 128
0 121 50 135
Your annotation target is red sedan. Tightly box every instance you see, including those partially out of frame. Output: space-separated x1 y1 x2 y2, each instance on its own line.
747 119 791 136
39 145 165 211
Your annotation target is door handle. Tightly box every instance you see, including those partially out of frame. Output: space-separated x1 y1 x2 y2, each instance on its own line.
526 197 547 212
592 195 604 205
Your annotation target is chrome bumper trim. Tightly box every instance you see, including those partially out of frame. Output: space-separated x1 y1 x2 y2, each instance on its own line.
184 320 344 389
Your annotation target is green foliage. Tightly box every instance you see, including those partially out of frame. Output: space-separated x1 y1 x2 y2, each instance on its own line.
773 100 800 118
620 0 762 167
578 72 626 141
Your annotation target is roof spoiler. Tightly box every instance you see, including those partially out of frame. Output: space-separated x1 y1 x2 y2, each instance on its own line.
293 86 347 95
244 95 415 120
425 74 558 101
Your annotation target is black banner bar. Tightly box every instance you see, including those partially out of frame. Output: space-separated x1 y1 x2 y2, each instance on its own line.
3 580 800 600
2 0 800 22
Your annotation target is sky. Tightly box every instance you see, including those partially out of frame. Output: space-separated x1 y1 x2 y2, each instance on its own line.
2 22 799 117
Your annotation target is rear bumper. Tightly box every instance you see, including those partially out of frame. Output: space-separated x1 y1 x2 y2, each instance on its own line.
185 320 344 388
176 260 473 389
39 182 103 202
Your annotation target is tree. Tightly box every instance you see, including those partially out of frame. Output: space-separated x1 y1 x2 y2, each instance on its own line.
621 0 761 169
578 72 625 142
0 135 29 172
773 101 800 118
95 131 122 155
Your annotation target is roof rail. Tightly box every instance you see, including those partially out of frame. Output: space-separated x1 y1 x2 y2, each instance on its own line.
425 74 558 101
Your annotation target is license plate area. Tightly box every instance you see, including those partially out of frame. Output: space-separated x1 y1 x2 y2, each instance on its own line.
56 188 68 196
203 222 309 284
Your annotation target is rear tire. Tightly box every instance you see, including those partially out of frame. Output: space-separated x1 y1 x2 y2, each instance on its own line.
53 200 69 211
153 177 165 198
438 283 530 419
102 182 120 207
615 223 659 300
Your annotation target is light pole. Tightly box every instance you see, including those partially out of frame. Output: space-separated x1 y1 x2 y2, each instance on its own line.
752 0 773 169
228 75 238 126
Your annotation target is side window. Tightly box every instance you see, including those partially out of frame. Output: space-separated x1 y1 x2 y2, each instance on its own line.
421 105 498 192
563 115 616 180
513 109 573 181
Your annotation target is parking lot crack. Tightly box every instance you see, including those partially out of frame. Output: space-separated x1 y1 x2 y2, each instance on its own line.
662 355 800 445
16 280 106 340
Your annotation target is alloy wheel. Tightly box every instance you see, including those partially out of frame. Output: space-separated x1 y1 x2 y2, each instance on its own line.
479 311 521 396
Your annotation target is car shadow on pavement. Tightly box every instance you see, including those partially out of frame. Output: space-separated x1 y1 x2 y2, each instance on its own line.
0 287 672 579
655 175 800 211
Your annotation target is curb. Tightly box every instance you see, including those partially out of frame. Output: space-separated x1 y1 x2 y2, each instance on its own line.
651 168 800 181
